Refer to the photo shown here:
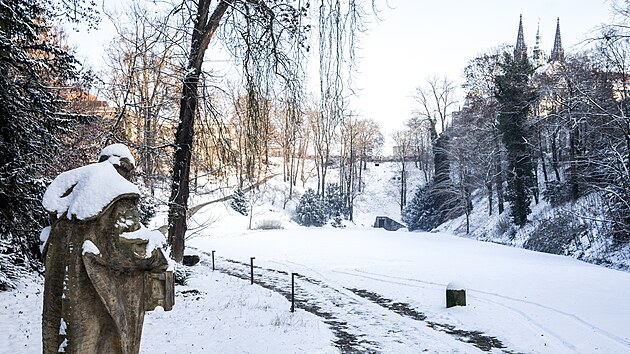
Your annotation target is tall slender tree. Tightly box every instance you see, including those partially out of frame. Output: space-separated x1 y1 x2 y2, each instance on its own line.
495 52 537 226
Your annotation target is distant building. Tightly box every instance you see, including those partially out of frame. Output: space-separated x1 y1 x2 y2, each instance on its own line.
512 14 564 65
373 216 405 231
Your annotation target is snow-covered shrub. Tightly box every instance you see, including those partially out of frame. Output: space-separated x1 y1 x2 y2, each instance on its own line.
542 181 572 207
493 213 516 239
325 183 346 218
230 189 249 216
601 179 630 244
0 239 24 291
402 184 441 231
255 219 283 230
524 211 587 255
138 194 158 227
330 216 345 228
174 266 192 286
295 188 326 227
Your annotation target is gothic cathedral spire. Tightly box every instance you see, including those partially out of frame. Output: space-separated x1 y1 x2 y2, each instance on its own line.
514 14 527 61
549 17 564 62
532 19 546 66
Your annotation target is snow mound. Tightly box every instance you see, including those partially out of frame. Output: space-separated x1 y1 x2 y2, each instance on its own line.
446 281 466 290
99 143 135 166
43 162 139 220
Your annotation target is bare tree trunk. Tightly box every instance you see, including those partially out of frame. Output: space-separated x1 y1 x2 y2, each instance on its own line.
168 0 230 263
168 72 198 263
551 130 561 181
487 180 493 216
538 123 549 182
494 146 504 215
400 160 406 210
569 126 579 201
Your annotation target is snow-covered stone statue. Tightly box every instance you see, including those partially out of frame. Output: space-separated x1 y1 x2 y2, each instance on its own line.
41 144 173 354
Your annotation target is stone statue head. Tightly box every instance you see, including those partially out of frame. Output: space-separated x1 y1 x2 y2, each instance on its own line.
98 143 136 180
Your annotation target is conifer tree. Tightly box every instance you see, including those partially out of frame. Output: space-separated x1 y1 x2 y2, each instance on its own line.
494 52 537 226
401 184 441 231
325 183 346 219
295 188 326 227
230 189 249 216
0 0 90 287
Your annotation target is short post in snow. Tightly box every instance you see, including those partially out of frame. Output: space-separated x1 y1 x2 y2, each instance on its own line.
446 282 466 308
291 272 297 312
211 250 215 271
250 257 255 285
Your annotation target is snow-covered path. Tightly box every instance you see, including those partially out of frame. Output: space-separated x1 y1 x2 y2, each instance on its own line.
196 249 501 353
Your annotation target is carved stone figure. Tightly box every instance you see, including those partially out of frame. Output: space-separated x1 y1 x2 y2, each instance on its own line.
41 144 173 354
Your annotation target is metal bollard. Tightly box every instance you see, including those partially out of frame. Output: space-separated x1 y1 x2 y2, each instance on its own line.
211 250 215 271
291 272 297 312
250 257 255 285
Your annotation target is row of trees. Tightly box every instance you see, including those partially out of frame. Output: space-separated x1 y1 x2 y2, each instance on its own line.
0 0 386 281
97 2 385 256
401 4 630 244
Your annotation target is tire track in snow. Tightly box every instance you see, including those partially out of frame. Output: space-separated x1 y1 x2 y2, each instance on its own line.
333 269 576 352
194 251 379 353
339 268 630 352
274 261 516 352
346 288 513 353
193 250 519 353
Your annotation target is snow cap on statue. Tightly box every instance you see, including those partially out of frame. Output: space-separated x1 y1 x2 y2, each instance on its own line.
99 143 136 167
43 144 139 220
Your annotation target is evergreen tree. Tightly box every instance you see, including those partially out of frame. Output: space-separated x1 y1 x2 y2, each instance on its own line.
324 183 346 219
295 188 326 227
0 0 86 287
230 188 249 216
495 52 537 226
401 184 442 231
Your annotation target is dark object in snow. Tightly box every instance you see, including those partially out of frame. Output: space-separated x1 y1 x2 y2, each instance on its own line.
183 255 200 266
180 289 201 297
373 216 405 231
41 144 173 354
446 283 466 308
250 257 256 285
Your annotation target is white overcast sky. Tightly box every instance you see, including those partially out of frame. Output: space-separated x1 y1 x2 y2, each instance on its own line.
347 0 611 140
68 0 613 152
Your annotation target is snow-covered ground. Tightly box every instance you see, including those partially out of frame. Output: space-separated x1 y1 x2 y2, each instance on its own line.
7 225 629 353
0 265 334 353
185 226 630 353
3 162 630 353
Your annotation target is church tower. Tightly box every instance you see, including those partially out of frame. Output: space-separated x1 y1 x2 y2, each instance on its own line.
532 19 546 66
514 14 527 61
549 17 564 62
